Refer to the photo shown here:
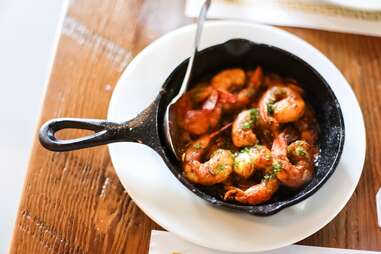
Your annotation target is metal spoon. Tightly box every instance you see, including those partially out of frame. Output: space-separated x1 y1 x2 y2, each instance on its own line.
164 0 211 159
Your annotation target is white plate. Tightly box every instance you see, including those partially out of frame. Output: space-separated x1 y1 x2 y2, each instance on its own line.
325 0 381 11
108 21 366 253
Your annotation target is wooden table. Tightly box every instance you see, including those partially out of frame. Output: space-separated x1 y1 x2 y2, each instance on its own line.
10 0 381 253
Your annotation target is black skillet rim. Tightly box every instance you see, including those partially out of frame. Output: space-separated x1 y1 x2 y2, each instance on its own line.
157 39 345 216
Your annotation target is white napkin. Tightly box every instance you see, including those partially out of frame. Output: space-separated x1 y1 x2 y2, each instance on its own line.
185 0 381 36
377 188 381 227
149 230 380 254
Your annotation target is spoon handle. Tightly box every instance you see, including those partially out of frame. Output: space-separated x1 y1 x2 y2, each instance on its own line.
175 0 211 99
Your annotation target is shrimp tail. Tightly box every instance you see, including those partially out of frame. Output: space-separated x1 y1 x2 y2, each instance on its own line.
249 66 264 88
224 179 279 205
224 187 246 203
271 132 288 158
202 90 219 110
216 89 237 104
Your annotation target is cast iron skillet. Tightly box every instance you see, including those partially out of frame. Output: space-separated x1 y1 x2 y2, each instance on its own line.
39 38 345 216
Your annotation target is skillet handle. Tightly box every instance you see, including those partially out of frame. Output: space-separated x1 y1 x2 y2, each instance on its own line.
40 98 161 152
39 118 136 152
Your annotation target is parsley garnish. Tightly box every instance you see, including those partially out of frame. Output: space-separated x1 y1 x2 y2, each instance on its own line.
193 143 201 149
263 161 282 181
217 164 225 172
240 147 252 154
267 103 274 114
242 121 252 129
272 161 282 173
250 108 259 123
241 108 259 130
264 174 274 180
295 146 306 157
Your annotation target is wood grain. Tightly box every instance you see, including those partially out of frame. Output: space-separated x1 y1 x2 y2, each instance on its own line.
288 28 381 251
10 0 381 253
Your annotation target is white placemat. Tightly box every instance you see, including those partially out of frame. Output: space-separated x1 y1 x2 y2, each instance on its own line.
149 230 380 254
185 0 381 36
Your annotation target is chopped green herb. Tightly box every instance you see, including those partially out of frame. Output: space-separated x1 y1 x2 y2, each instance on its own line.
193 143 201 149
250 108 259 123
217 164 225 172
267 103 274 114
295 146 306 157
240 109 259 130
233 160 240 168
241 147 252 154
264 174 274 180
242 121 252 129
272 161 282 174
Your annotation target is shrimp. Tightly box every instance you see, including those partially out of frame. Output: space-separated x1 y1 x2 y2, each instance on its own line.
189 83 214 103
211 68 246 91
271 133 314 188
182 125 234 185
234 145 272 178
175 90 222 136
233 67 263 108
259 85 305 128
205 135 234 159
224 178 279 205
215 67 264 111
232 108 259 147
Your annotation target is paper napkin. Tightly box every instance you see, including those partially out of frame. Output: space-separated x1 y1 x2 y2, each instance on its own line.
149 230 380 254
185 0 381 36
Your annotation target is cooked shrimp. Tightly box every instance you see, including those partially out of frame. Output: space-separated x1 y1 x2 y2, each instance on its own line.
217 67 264 111
234 145 272 178
232 108 259 147
259 85 305 128
224 178 279 205
183 125 234 185
271 133 314 188
175 66 320 206
189 84 214 104
211 68 246 91
175 90 222 136
205 136 234 159
233 67 263 108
